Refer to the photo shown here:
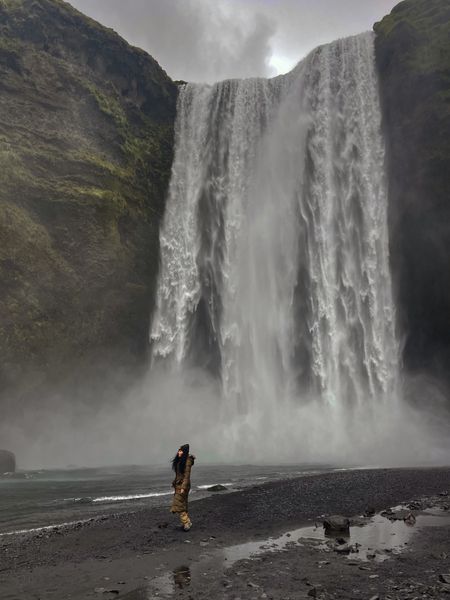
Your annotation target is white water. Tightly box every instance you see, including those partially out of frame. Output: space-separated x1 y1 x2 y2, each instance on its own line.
149 33 416 464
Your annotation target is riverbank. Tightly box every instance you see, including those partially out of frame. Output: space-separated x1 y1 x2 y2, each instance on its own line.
1 467 449 599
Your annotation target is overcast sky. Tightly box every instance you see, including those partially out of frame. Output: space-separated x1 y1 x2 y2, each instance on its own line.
69 0 399 83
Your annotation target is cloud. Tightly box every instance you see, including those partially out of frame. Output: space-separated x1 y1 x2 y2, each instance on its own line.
68 0 399 83
69 0 276 82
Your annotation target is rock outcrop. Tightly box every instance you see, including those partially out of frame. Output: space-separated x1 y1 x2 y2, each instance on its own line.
374 0 450 383
0 450 16 473
0 0 177 402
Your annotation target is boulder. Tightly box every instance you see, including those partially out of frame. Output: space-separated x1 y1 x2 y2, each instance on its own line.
323 516 350 533
0 449 16 473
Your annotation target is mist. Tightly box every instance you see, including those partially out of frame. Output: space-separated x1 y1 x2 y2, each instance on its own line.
1 362 449 470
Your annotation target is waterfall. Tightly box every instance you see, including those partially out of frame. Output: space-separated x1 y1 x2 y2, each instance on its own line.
150 32 400 462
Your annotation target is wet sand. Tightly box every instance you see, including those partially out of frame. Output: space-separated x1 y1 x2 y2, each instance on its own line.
1 467 449 599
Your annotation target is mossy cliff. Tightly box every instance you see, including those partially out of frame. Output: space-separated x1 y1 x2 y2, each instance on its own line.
0 0 177 401
374 0 450 382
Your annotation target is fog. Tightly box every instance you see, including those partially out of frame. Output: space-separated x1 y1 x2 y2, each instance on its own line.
2 364 449 470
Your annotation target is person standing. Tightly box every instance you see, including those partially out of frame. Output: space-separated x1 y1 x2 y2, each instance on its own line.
170 443 195 531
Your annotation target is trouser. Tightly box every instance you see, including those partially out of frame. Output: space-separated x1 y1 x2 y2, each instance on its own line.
179 511 192 528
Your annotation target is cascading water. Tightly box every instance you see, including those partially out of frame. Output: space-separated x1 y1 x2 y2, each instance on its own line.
150 32 401 463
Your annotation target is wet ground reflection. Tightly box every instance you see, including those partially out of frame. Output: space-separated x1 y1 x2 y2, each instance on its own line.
118 508 450 599
173 565 191 589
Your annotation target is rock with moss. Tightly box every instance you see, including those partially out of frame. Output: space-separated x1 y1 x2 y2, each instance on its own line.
0 0 177 403
374 0 450 384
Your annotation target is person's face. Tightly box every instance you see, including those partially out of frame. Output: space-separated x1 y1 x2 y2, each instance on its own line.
177 449 183 458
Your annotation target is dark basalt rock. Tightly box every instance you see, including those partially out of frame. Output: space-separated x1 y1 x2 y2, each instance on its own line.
0 449 16 473
0 0 177 405
323 515 350 533
207 484 228 492
374 0 450 387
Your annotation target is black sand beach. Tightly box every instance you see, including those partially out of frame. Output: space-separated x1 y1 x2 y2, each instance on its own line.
1 467 450 599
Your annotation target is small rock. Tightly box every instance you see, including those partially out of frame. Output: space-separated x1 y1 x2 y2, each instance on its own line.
369 575 379 579
438 491 448 497
368 596 380 600
307 588 317 598
388 509 410 521
439 575 450 584
207 484 227 491
364 507 376 517
335 543 351 554
404 512 416 525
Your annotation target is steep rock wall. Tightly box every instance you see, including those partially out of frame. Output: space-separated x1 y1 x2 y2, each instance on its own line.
375 0 450 383
0 0 177 402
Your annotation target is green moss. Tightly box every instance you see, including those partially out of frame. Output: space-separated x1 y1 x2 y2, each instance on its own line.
374 0 450 74
0 145 29 186
86 83 128 131
70 151 129 179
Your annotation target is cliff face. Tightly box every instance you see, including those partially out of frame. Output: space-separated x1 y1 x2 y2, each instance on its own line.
374 0 450 382
0 449 16 473
0 0 177 400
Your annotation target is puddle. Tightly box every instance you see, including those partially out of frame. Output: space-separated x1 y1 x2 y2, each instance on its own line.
118 508 450 599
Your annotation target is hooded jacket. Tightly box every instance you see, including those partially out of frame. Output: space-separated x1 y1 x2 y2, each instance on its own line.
170 454 195 513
